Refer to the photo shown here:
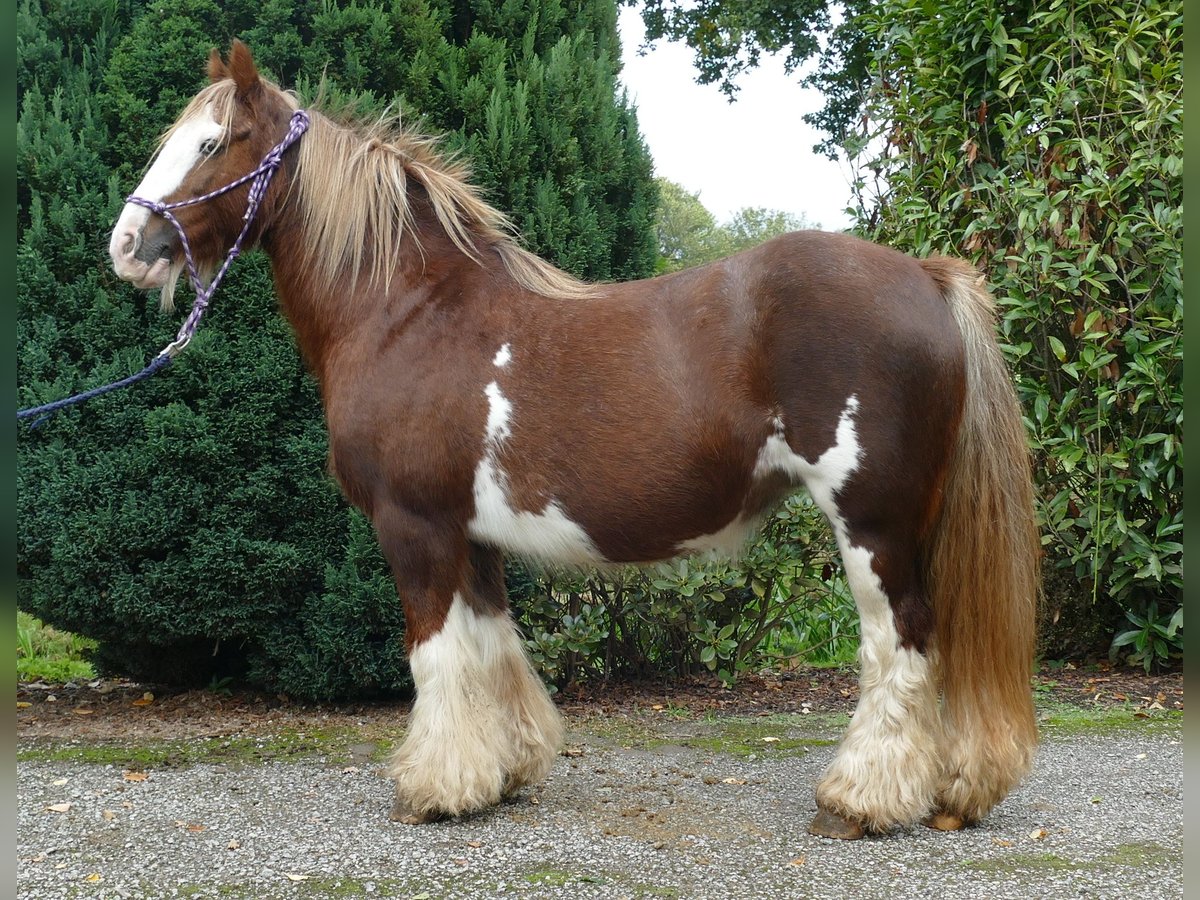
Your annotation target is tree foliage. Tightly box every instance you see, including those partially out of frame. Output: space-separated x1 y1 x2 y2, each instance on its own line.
847 0 1183 662
17 0 658 698
654 177 811 272
629 0 874 156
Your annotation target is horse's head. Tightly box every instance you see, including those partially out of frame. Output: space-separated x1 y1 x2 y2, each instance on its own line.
108 41 295 306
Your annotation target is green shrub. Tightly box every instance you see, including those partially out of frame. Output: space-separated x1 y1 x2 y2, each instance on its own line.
846 0 1182 664
512 494 849 689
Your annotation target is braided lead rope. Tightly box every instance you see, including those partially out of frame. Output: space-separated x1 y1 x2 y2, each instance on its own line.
18 110 310 427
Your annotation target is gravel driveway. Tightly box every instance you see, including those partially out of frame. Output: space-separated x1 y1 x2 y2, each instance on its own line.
17 706 1182 899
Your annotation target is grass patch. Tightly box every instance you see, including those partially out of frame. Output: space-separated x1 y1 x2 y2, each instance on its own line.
17 611 96 683
523 869 606 888
1036 702 1183 737
16 726 382 769
962 841 1176 875
681 714 840 758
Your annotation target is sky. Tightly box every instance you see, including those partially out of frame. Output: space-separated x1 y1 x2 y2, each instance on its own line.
616 7 855 232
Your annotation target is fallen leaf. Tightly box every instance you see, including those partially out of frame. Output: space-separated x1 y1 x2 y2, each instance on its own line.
992 837 1014 847
45 803 72 814
85 873 102 883
132 692 155 707
285 873 310 882
102 810 117 822
789 856 806 866
1135 753 1148 760
651 704 664 710
122 771 148 782
1028 827 1048 840
721 777 747 785
341 766 360 774
16 701 31 709
51 778 68 786
72 707 94 715
227 840 241 851
466 840 483 848
762 736 781 743
187 824 205 833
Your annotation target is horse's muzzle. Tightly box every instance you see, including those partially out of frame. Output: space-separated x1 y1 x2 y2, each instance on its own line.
109 206 176 289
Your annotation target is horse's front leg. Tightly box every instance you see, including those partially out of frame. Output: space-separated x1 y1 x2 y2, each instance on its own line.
374 508 562 823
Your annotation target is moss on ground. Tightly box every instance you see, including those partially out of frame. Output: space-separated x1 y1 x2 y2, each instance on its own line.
16 726 383 769
1036 702 1183 738
961 841 1177 875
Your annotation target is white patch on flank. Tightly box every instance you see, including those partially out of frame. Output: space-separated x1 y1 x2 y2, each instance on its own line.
753 396 862 521
468 381 604 566
390 595 563 817
493 343 512 368
109 104 224 276
675 398 862 559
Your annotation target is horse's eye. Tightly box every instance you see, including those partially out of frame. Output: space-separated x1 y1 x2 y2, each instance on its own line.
200 138 221 156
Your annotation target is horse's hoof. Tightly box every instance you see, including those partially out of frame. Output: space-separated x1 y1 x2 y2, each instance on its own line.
924 811 966 831
389 795 445 825
808 807 866 840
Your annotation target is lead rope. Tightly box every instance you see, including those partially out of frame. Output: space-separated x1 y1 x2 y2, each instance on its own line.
17 109 310 428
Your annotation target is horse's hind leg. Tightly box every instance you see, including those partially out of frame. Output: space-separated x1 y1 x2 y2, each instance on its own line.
377 510 562 823
786 399 946 836
809 521 942 837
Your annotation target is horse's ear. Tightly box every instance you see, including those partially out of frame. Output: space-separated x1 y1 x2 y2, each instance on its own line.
228 39 261 100
207 48 229 83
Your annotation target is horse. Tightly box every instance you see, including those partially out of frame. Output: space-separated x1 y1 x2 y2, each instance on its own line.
108 41 1040 839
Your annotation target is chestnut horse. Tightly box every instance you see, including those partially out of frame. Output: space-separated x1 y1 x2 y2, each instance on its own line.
108 42 1039 839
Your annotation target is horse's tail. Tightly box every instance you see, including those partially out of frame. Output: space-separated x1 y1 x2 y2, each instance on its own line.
920 257 1040 822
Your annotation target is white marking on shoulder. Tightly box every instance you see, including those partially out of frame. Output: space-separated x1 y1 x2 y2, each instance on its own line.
484 381 512 442
469 381 603 566
493 344 512 368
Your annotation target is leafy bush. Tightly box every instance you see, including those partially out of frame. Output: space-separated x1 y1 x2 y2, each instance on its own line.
846 0 1182 664
512 494 850 689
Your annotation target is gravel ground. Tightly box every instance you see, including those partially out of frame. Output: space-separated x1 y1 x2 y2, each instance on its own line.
17 711 1182 900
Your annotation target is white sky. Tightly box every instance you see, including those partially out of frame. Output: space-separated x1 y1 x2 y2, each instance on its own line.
616 6 855 231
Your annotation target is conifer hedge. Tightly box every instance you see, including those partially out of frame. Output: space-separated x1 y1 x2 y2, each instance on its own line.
17 0 657 698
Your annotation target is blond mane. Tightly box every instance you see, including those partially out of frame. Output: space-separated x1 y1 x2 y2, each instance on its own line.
156 78 599 308
294 106 598 300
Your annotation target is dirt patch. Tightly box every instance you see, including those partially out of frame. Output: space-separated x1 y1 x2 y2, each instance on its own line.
16 664 1182 746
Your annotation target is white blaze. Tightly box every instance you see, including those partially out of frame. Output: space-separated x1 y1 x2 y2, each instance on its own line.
109 104 223 271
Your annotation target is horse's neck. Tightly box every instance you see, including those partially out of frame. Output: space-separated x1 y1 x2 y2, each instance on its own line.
261 198 491 383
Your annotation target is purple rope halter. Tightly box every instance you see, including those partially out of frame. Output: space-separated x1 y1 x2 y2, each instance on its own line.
128 108 311 357
18 109 310 426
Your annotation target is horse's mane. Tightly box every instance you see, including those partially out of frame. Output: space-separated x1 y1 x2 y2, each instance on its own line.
159 79 598 304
